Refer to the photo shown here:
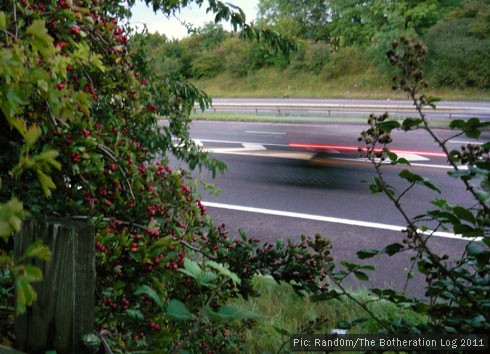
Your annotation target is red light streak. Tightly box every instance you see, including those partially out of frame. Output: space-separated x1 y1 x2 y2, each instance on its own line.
288 142 447 157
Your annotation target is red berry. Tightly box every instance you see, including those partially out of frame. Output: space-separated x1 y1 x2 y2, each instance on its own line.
147 103 157 112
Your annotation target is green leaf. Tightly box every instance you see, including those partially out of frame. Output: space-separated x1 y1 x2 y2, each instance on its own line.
378 120 401 132
36 170 56 198
397 158 411 166
125 309 145 320
401 118 423 131
357 249 379 259
166 299 193 321
25 125 42 147
449 119 465 129
22 239 52 261
448 170 471 179
452 207 475 224
26 20 54 56
386 150 398 162
196 271 218 288
0 198 25 240
14 265 43 315
90 53 105 73
0 221 12 239
454 224 483 238
0 11 6 30
353 271 369 281
35 149 61 171
37 79 49 93
383 243 405 256
8 215 22 234
205 260 241 284
179 258 202 279
462 118 485 139
82 333 101 351
466 242 485 256
427 96 441 107
399 170 441 193
134 285 163 308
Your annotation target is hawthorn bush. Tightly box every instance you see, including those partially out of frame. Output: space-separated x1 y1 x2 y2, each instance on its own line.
0 1 328 352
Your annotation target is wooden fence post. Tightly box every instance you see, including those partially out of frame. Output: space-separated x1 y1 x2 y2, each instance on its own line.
14 217 95 354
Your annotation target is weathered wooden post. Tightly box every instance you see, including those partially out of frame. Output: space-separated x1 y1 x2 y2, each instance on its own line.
14 217 95 354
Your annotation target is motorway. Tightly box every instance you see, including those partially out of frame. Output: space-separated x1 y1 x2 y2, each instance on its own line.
178 119 489 297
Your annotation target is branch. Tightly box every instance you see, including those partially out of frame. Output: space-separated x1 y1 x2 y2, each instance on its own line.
97 330 114 354
13 0 18 42
96 144 135 201
396 182 416 205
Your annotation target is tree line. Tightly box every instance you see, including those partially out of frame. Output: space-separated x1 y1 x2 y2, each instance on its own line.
133 0 490 90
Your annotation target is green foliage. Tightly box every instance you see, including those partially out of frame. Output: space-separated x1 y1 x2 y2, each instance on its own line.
257 0 331 41
322 47 373 80
425 16 490 89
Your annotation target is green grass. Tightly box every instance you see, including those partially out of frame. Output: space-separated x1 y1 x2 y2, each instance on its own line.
190 111 454 129
229 276 427 354
192 67 489 101
190 111 368 124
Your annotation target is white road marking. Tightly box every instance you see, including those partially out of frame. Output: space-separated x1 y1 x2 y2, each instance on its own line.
219 150 316 160
245 131 286 135
194 138 288 147
330 157 468 170
205 143 266 154
449 140 484 145
202 201 479 241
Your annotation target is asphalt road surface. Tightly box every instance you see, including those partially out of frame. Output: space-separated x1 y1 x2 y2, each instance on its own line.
176 120 489 297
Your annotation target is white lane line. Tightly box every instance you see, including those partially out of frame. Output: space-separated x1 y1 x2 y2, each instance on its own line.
202 201 477 241
330 157 468 170
449 140 484 145
205 143 266 153
246 131 286 135
194 138 288 147
213 150 315 160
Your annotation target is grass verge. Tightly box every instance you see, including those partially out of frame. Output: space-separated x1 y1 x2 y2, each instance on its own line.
230 276 427 354
192 68 489 101
190 111 368 124
190 111 453 129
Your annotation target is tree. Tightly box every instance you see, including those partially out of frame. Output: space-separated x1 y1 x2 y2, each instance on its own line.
256 0 462 47
424 0 490 88
0 0 329 352
257 0 332 41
